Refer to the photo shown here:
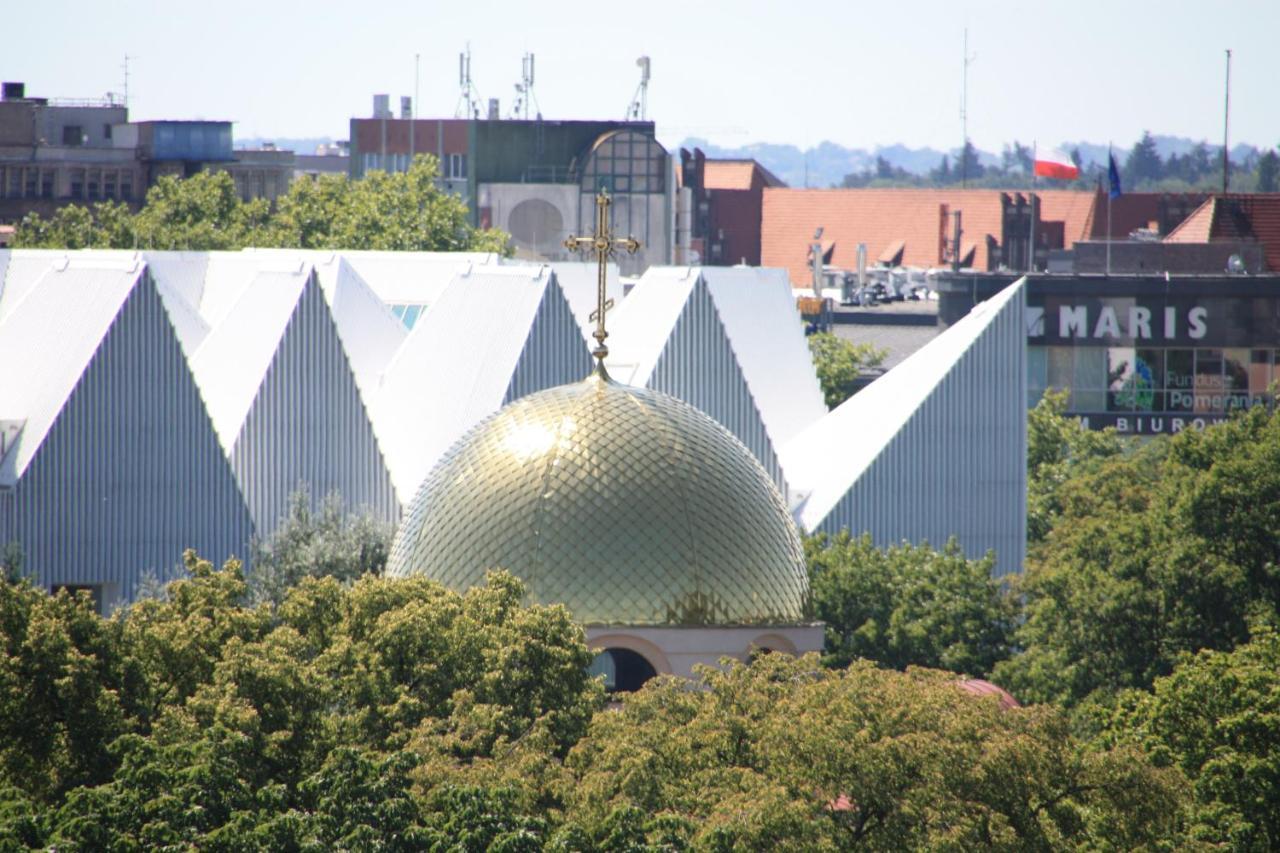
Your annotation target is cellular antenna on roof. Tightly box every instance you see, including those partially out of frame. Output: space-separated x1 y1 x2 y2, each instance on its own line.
456 44 482 119
626 56 650 121
512 52 539 120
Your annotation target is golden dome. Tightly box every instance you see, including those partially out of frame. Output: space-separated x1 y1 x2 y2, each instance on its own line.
386 367 808 626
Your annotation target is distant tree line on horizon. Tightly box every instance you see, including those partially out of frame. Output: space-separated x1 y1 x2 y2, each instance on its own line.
841 131 1280 194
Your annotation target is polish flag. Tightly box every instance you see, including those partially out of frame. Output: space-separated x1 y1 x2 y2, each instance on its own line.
1033 150 1080 180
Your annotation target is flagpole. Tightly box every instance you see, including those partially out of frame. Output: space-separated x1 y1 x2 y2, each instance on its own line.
1106 143 1113 277
1029 140 1036 273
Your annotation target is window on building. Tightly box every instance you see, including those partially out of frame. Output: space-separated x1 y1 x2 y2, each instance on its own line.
0 167 6 198
447 152 467 179
69 169 84 199
579 129 666 196
23 168 36 198
104 172 117 200
86 169 101 201
7 168 20 198
120 174 133 200
587 648 657 693
104 123 113 140
62 125 85 146
41 170 54 198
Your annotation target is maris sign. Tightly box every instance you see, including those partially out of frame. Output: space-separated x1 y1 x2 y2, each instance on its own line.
1027 305 1208 342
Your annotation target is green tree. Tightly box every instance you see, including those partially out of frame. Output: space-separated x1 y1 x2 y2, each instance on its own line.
1258 148 1280 193
1124 131 1165 187
999 405 1280 707
1026 389 1124 543
558 655 1189 849
15 155 511 254
132 170 264 249
246 488 393 606
1105 621 1280 849
807 331 886 408
0 582 131 802
808 532 1016 676
0 551 602 847
957 139 985 184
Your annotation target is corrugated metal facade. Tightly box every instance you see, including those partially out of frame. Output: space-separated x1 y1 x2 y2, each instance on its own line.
230 274 399 532
803 282 1027 576
6 272 253 601
504 275 595 402
645 278 787 494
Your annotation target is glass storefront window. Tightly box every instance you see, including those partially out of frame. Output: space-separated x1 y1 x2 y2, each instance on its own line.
1223 349 1249 390
1046 346 1073 391
1250 350 1272 395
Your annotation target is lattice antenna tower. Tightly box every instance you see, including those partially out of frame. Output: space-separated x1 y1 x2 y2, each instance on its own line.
512 52 539 120
625 56 650 121
456 44 482 119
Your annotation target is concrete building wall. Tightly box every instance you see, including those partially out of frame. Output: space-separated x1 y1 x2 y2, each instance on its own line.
584 625 824 680
483 183 579 260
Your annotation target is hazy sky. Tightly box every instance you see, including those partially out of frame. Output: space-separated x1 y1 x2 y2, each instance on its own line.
10 0 1279 154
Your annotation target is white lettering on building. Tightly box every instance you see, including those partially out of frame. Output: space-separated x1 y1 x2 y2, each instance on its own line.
1041 304 1209 341
1093 306 1121 338
1129 306 1151 339
1060 305 1088 338
1188 306 1208 339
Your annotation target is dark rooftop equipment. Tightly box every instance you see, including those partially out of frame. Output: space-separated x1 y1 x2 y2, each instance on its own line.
2 82 25 100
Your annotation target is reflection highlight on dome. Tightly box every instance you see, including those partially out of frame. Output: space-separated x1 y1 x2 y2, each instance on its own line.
500 416 577 462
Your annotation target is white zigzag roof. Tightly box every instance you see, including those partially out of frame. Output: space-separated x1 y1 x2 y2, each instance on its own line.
371 265 592 504
321 249 500 306
505 260 623 346
187 260 317 453
0 255 145 484
0 255 254 601
692 266 827 449
605 266 787 492
780 278 1027 576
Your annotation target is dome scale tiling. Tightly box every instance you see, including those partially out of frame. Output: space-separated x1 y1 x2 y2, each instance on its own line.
387 366 808 626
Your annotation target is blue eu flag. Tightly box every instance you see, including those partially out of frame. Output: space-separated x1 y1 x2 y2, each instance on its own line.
1108 153 1123 199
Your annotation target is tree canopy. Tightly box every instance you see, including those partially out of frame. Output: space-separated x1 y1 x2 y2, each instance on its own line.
807 532 1015 677
13 155 511 254
807 331 886 408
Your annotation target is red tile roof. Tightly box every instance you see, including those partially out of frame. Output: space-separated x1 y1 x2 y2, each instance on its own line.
1038 190 1096 245
703 161 758 191
762 188 1094 286
762 189 1002 285
1164 194 1280 271
1083 191 1211 240
957 678 1021 710
1163 198 1216 243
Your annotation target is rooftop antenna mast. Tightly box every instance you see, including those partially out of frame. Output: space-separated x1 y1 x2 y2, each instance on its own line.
626 56 651 121
1222 48 1232 194
512 52 538 120
122 54 133 109
456 44 481 119
960 29 976 187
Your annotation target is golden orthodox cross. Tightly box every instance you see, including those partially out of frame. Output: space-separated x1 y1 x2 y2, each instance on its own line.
564 190 640 363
